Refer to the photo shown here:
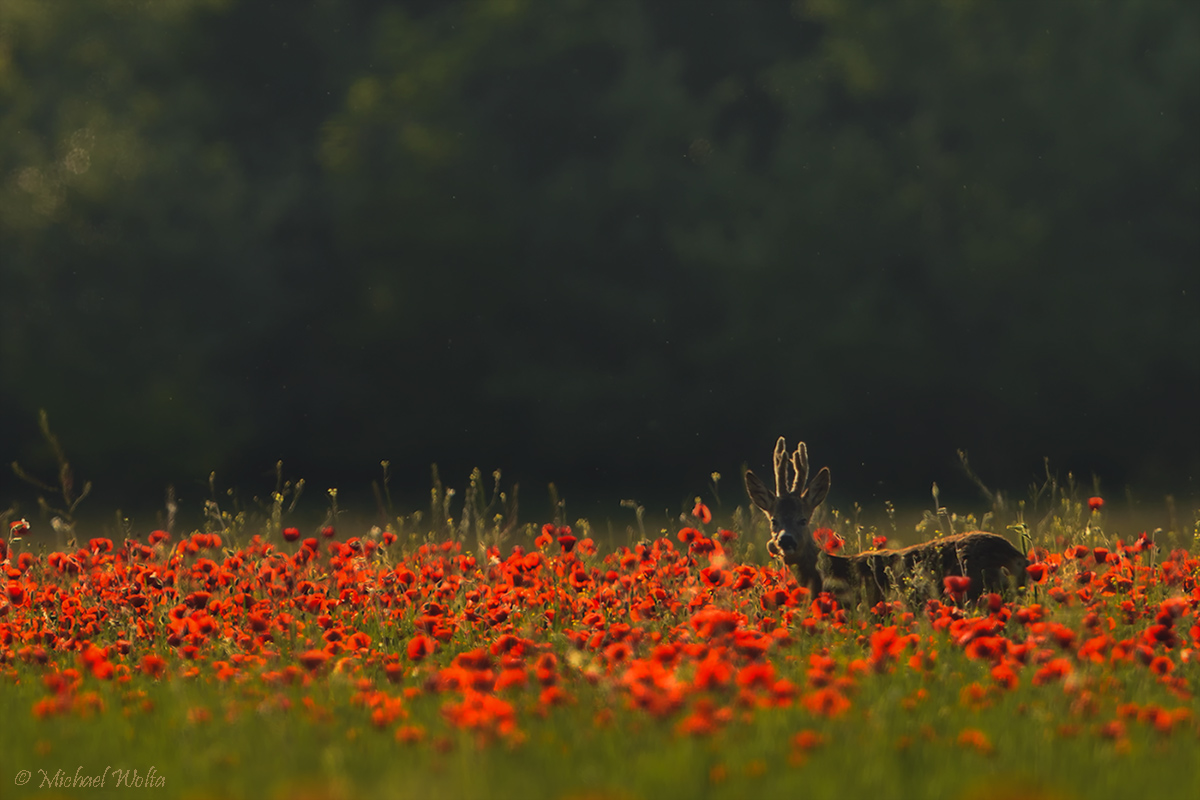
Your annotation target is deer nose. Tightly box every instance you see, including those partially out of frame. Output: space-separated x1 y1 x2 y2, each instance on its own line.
775 532 797 552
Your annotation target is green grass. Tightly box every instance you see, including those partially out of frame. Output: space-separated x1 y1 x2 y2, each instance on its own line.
4 637 1196 800
2 468 1198 800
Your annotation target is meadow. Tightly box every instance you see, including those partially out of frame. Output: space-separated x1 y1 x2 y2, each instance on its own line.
2 468 1198 800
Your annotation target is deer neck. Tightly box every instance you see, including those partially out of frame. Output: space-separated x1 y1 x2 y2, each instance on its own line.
788 543 860 590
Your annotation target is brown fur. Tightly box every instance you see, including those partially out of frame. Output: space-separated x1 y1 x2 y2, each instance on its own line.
745 437 1028 607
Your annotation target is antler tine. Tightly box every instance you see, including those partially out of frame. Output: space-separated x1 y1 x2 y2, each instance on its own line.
772 437 788 497
791 442 809 493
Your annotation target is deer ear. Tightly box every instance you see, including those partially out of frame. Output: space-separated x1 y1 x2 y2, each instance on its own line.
804 467 831 508
744 469 776 512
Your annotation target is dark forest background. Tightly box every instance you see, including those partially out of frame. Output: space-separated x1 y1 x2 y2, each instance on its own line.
2 0 1198 525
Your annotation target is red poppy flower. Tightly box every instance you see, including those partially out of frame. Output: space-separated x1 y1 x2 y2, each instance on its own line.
298 649 331 672
1149 655 1174 676
943 575 971 602
1088 496 1104 511
1032 657 1072 685
494 667 527 691
569 566 592 589
534 653 558 686
700 566 732 588
736 662 776 689
692 502 712 524
394 724 425 744
812 528 844 554
802 687 851 718
140 654 168 679
1048 623 1076 649
693 654 733 690
691 608 740 638
791 729 827 751
5 582 25 605
990 663 1018 690
539 685 571 707
282 527 300 542
956 728 993 755
407 635 436 662
676 702 720 736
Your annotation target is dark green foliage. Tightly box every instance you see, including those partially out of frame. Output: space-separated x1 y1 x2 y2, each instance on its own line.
1 0 1197 503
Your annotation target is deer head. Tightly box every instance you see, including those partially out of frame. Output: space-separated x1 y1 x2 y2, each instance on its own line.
744 437 831 564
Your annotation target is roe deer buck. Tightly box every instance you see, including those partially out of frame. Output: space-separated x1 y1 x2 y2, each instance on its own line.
744 437 1028 607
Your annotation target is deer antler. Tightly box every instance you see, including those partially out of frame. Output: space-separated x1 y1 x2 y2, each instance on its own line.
791 442 809 494
772 437 788 497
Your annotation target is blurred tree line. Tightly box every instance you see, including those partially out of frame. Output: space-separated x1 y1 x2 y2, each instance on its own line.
2 0 1197 515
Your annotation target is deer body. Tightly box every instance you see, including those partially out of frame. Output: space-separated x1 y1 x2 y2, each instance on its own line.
804 530 1029 607
745 437 1028 607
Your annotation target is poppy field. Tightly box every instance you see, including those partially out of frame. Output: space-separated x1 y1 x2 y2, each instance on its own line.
2 494 1199 800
